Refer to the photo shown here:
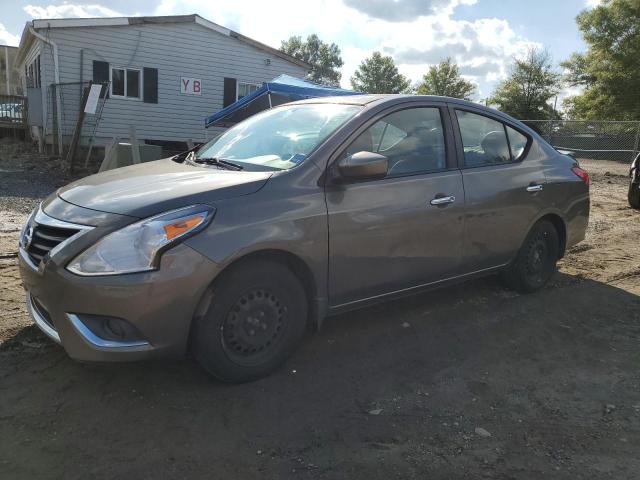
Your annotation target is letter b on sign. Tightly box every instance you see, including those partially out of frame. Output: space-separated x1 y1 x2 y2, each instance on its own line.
193 80 201 93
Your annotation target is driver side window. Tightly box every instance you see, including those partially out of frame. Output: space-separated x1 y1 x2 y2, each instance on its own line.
342 107 447 177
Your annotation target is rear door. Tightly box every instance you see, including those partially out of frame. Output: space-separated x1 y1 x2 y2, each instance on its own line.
451 106 547 272
326 104 465 308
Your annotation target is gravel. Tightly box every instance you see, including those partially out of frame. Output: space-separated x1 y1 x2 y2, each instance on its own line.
0 139 76 233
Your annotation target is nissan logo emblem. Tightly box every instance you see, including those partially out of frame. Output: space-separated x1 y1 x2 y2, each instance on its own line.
23 226 34 250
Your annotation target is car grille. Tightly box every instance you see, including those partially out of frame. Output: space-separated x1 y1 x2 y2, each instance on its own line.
26 223 80 266
20 206 93 268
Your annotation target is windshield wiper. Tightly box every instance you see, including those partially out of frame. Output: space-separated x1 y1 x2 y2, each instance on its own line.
172 144 201 162
187 152 243 170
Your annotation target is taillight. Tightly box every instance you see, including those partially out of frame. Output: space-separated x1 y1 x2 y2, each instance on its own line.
571 165 590 186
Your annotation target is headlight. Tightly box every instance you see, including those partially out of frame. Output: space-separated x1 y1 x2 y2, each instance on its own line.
67 205 214 276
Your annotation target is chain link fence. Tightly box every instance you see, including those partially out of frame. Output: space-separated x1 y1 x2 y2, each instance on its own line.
521 119 640 162
41 85 640 169
47 81 109 167
47 82 194 170
0 94 27 139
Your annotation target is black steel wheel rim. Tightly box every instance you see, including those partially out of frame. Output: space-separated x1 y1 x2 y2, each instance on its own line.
525 232 549 284
221 288 287 365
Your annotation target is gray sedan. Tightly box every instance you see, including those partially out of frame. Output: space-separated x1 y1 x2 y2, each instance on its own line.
19 95 590 382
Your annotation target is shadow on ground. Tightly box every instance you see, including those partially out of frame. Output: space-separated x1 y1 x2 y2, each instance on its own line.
1 273 640 479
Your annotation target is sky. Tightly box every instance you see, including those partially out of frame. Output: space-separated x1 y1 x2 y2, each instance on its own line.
0 0 599 100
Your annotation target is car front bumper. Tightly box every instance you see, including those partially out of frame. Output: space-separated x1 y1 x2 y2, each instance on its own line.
19 242 221 362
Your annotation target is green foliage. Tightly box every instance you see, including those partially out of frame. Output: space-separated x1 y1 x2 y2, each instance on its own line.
415 58 475 100
350 52 411 94
280 34 344 86
489 48 561 120
561 0 640 120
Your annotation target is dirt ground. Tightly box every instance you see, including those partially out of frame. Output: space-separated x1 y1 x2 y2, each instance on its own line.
1 141 639 479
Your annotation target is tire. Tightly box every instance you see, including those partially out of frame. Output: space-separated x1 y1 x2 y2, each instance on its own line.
191 259 307 383
501 219 560 293
628 181 640 209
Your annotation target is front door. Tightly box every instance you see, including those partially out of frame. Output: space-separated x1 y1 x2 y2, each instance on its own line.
326 106 465 308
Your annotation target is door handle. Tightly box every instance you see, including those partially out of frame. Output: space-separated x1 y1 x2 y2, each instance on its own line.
430 195 456 206
526 184 544 193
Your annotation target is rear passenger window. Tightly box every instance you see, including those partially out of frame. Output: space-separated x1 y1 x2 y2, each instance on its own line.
343 107 447 177
456 110 511 167
507 126 528 161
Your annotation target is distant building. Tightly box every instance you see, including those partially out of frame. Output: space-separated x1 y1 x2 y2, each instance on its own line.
0 45 21 95
14 14 310 153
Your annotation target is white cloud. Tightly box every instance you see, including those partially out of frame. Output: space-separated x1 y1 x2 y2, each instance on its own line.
0 23 20 46
23 4 124 19
384 16 540 83
19 0 538 98
555 84 584 111
343 0 478 22
585 0 603 7
155 0 358 47
153 0 537 95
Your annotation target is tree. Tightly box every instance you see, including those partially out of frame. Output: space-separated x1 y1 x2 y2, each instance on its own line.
280 34 343 86
416 58 475 100
350 52 411 94
561 0 640 120
489 48 561 120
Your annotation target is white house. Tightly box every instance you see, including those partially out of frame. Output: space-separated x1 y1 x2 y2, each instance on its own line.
14 14 310 154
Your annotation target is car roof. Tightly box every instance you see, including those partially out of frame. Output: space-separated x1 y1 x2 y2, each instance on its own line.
288 94 391 106
288 94 532 135
290 94 494 111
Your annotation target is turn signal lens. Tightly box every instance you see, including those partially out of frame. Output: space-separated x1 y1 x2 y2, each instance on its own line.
571 166 590 186
163 214 206 240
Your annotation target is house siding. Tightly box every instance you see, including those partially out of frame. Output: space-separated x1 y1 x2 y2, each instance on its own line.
18 38 50 135
39 22 307 146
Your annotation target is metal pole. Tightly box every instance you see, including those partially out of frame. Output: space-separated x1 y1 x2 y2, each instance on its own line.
633 121 640 161
4 46 11 94
547 95 557 143
129 125 141 165
268 92 272 108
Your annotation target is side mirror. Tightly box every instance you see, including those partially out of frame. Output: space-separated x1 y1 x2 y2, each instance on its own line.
337 151 388 180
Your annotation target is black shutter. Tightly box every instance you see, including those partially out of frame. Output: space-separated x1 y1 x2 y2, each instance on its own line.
223 77 237 107
92 60 109 98
143 67 158 103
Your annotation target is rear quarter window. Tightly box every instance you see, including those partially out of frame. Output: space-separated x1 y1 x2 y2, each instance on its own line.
507 126 528 161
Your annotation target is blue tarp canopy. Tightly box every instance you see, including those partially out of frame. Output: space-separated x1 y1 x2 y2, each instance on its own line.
205 74 362 128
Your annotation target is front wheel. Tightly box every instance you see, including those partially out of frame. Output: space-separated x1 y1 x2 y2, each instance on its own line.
628 180 640 209
501 220 560 293
191 260 308 383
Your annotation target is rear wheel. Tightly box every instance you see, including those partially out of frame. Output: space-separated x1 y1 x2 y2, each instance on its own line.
191 260 307 383
502 219 560 293
628 180 640 209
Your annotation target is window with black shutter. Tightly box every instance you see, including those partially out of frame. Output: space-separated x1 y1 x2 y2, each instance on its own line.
92 60 109 98
223 77 237 107
143 67 158 103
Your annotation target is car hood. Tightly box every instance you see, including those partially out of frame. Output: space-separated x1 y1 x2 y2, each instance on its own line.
58 159 273 218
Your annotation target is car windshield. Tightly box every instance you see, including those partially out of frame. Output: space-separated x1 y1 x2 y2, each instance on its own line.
195 103 361 170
